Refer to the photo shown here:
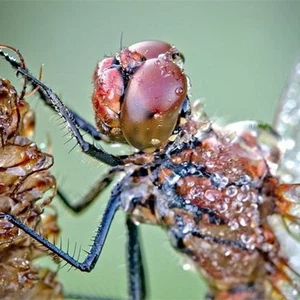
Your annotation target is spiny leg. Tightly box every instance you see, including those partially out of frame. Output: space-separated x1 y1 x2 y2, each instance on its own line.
21 65 122 166
0 184 121 271
0 48 107 143
0 46 140 299
126 217 147 300
0 48 122 166
58 167 122 213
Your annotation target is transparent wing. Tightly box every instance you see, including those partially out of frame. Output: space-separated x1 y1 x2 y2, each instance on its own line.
268 57 300 298
273 56 300 183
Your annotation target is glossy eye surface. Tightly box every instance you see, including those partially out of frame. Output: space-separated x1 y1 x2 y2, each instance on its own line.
92 57 125 141
128 40 173 59
120 57 187 151
92 40 188 150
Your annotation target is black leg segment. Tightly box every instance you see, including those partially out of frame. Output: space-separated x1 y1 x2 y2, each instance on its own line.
126 217 147 300
57 167 122 213
0 49 123 167
0 185 121 272
0 48 107 142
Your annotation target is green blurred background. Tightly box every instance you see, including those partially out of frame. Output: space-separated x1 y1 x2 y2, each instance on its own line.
1 1 300 299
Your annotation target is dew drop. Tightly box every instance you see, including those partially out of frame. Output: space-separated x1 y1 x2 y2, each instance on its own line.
210 173 229 189
203 151 212 158
206 161 215 168
189 166 197 174
239 217 247 227
241 184 250 193
228 220 239 230
241 234 253 245
175 87 184 95
153 113 161 119
233 201 244 213
237 175 251 185
212 261 218 267
162 54 168 61
217 202 228 213
182 263 191 271
39 142 46 150
225 186 238 197
187 181 195 187
204 190 218 202
237 192 249 202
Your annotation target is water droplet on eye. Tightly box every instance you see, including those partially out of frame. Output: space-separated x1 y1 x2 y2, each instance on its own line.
225 186 238 197
175 87 184 95
155 59 161 66
153 113 161 119
151 138 161 145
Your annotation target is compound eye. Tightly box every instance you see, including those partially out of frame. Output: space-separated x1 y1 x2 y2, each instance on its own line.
128 40 172 60
92 57 125 141
120 58 187 152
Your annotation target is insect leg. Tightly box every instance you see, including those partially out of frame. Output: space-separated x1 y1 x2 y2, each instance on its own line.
126 217 147 300
0 48 107 142
0 49 123 166
0 185 121 272
57 167 122 213
22 68 122 166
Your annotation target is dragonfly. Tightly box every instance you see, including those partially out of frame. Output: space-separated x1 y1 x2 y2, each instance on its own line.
1 41 300 300
0 45 63 299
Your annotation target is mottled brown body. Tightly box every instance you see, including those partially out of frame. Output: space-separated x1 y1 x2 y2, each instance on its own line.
120 110 299 299
0 79 62 299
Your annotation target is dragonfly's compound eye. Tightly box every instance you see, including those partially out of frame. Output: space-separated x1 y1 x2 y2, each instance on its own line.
92 57 125 141
120 57 188 152
92 40 188 150
128 40 173 60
